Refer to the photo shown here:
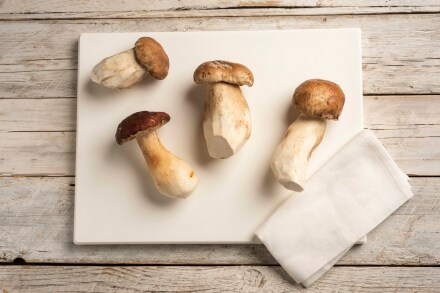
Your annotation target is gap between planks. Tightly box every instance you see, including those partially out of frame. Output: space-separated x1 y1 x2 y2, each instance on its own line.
1 261 439 267
1 10 440 21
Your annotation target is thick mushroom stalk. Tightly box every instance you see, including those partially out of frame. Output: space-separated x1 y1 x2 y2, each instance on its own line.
204 82 251 159
91 49 146 89
271 79 345 192
137 131 198 198
194 60 254 159
116 111 198 199
271 115 326 191
91 37 169 89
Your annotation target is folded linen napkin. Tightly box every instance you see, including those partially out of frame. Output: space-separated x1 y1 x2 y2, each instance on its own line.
256 129 413 287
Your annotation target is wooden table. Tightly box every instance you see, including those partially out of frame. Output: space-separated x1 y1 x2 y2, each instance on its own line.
1 1 439 292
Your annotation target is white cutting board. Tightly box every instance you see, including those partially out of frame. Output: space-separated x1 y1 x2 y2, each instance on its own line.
75 29 363 244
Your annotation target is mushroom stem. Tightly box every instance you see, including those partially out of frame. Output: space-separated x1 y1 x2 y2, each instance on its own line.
203 82 251 159
136 131 198 199
271 114 326 192
91 49 147 89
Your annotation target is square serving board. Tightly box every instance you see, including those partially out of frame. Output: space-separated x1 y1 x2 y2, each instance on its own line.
75 29 363 244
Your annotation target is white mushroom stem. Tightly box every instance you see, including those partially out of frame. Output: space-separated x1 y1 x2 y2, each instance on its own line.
271 114 326 192
91 49 146 89
136 131 198 199
203 82 251 159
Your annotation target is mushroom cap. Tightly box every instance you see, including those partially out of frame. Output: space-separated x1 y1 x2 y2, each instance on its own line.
293 79 345 120
193 60 254 86
116 111 170 145
134 37 169 80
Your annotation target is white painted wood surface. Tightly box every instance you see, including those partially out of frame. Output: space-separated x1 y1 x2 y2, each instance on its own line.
1 15 439 97
0 1 439 291
1 266 440 292
1 1 440 19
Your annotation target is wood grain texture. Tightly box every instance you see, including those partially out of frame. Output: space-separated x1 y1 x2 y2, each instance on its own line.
1 1 439 19
1 266 440 292
2 0 439 12
1 14 439 97
364 96 440 176
0 132 75 176
1 96 438 176
0 177 438 265
1 2 439 289
2 7 440 20
0 98 76 132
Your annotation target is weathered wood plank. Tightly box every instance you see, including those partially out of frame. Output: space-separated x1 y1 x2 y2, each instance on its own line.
2 0 439 13
0 98 76 132
1 266 439 292
364 96 440 132
2 7 440 20
1 0 439 19
1 15 439 97
0 132 75 176
0 177 438 265
364 96 440 175
1 95 438 175
0 70 77 98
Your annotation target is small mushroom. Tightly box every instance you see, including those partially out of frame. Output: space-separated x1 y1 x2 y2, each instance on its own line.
271 79 345 192
91 37 169 89
194 60 254 159
116 111 198 199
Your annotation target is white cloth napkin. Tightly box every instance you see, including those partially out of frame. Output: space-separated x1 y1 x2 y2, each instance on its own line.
255 130 413 287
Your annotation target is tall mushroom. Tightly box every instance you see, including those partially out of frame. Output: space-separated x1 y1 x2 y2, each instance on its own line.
116 111 198 199
271 79 345 192
194 60 254 159
91 37 169 89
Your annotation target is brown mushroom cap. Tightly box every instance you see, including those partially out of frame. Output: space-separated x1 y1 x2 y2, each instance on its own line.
293 79 345 120
193 60 254 87
116 111 170 145
134 37 169 80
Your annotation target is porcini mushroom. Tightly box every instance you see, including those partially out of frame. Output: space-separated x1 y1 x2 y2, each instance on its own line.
271 79 345 192
91 37 169 89
194 60 254 159
116 111 198 199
